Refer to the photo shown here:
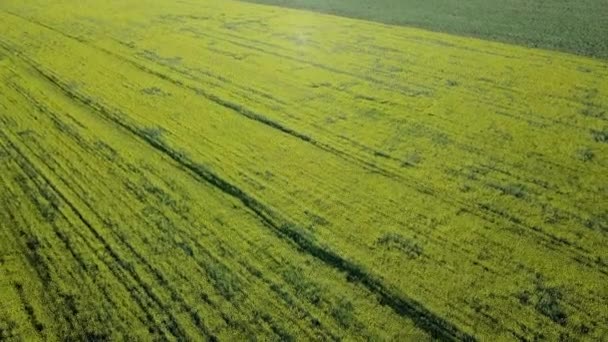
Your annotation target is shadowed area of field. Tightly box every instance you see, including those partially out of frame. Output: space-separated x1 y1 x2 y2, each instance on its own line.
0 0 607 340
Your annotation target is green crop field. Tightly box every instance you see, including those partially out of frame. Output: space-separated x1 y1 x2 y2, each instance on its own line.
243 0 608 59
0 0 606 341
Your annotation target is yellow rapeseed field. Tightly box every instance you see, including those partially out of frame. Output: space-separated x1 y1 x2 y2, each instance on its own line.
0 0 606 340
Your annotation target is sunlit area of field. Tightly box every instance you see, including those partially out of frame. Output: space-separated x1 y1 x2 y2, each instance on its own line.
0 0 606 340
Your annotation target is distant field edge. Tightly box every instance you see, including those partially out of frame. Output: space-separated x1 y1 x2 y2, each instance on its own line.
238 0 608 59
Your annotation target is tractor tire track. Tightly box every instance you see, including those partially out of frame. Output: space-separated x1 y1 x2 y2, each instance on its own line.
0 129 196 341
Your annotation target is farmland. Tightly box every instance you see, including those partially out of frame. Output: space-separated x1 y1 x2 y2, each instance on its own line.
243 0 608 58
0 0 607 341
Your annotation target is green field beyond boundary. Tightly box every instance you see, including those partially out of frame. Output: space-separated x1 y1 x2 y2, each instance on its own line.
241 0 608 59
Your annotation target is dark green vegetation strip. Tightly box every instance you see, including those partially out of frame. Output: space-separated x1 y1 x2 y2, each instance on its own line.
241 0 608 59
